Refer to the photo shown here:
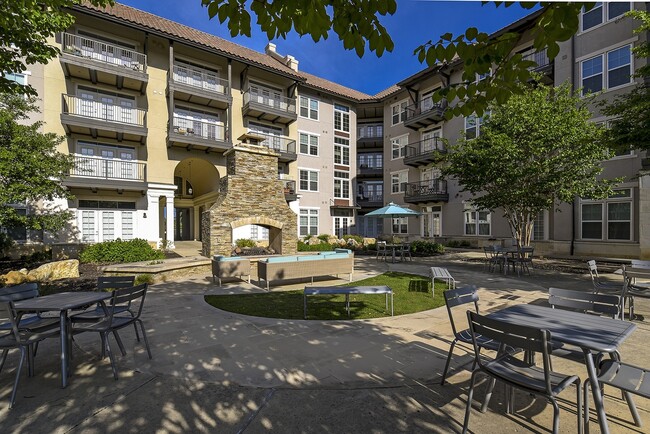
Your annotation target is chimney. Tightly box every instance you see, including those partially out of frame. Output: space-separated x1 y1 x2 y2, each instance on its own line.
265 42 277 55
284 54 299 71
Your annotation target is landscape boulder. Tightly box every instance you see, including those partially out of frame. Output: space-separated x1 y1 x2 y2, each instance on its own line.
27 259 80 282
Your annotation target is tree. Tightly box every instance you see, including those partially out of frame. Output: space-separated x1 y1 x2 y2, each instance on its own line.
201 0 396 57
200 1 590 116
0 93 75 233
600 10 650 153
443 82 615 247
0 0 113 97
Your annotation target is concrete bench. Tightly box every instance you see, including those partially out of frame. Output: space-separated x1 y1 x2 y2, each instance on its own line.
430 267 455 297
303 285 393 319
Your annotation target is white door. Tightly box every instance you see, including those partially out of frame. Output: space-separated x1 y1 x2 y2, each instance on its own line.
81 211 97 242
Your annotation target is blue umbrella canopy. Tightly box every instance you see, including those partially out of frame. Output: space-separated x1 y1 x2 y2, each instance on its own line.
365 202 421 218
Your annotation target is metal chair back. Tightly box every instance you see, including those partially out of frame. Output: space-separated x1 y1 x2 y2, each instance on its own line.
97 276 136 292
105 283 148 324
548 287 620 319
0 283 40 302
444 285 479 337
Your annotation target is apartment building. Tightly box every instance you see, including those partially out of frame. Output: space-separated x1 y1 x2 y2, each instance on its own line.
5 2 648 258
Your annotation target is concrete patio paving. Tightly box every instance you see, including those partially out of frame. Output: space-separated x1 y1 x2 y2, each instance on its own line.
0 254 648 433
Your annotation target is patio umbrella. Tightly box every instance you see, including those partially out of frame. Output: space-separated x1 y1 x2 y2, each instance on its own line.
365 202 421 218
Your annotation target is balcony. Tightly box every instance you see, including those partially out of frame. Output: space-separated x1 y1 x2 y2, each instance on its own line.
242 87 297 126
248 132 297 162
403 99 447 130
522 47 554 84
357 194 383 209
60 33 148 93
169 62 231 109
404 179 449 204
404 137 447 167
357 124 384 149
60 94 147 143
357 164 383 178
65 155 147 191
281 179 298 202
168 116 231 152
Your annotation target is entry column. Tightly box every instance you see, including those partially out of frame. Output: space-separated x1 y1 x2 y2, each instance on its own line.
165 194 175 249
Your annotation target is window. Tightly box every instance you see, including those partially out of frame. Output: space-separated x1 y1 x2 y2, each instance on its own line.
299 209 318 236
582 56 603 94
358 123 383 139
4 72 27 86
582 2 603 31
391 170 408 194
299 169 318 192
582 2 630 32
334 171 350 199
299 132 319 156
391 100 407 125
532 211 547 241
334 103 350 132
2 208 27 242
334 137 350 165
391 135 408 159
581 45 632 95
464 208 491 236
358 153 382 170
581 189 633 240
392 217 408 234
77 203 137 243
465 112 489 139
607 45 632 89
299 96 319 120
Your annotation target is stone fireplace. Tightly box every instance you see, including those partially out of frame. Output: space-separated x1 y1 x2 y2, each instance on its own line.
201 143 298 257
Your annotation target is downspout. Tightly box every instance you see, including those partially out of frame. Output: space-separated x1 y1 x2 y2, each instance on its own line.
227 59 232 143
570 34 576 256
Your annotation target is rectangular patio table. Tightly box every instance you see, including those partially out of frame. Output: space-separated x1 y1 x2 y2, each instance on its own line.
14 291 111 388
487 304 637 434
303 285 393 319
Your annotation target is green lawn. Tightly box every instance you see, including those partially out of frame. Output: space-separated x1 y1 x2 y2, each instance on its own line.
204 272 448 320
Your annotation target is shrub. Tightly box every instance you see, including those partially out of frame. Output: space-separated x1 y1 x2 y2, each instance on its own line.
235 238 256 248
342 234 364 243
135 274 155 285
317 234 331 242
410 240 445 256
0 233 14 259
445 240 472 248
79 238 165 263
20 249 52 266
297 241 336 251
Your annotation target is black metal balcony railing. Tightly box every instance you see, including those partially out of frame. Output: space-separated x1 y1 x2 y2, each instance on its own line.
522 47 551 70
405 137 446 158
62 32 147 72
252 132 296 154
281 179 296 194
358 193 383 202
172 63 229 94
404 179 448 198
171 115 226 141
243 87 296 114
357 124 383 140
70 155 146 181
62 94 146 126
404 98 447 121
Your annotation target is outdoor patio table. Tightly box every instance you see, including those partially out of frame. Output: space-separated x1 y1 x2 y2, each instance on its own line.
303 285 393 319
14 291 111 388
487 304 637 434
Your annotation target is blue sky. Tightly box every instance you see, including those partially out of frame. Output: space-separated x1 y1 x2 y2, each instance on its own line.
120 1 539 95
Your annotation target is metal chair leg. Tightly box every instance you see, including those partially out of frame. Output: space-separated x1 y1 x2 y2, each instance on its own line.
112 330 127 357
0 349 8 373
138 319 152 359
462 369 479 434
103 332 119 380
9 347 26 408
551 397 561 434
577 380 584 434
440 339 457 385
481 377 497 413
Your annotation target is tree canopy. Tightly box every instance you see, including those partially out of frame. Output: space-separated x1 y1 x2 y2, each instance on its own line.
0 93 74 232
0 0 113 96
201 0 396 57
443 82 615 247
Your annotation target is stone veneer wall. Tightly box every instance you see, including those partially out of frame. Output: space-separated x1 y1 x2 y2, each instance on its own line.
202 143 298 257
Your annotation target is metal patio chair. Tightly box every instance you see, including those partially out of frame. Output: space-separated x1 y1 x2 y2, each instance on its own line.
375 241 388 261
0 301 61 408
462 311 583 434
72 283 152 380
399 242 412 261
483 245 505 273
441 286 507 385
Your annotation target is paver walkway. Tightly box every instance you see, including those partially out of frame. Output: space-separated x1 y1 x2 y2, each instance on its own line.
0 254 648 433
